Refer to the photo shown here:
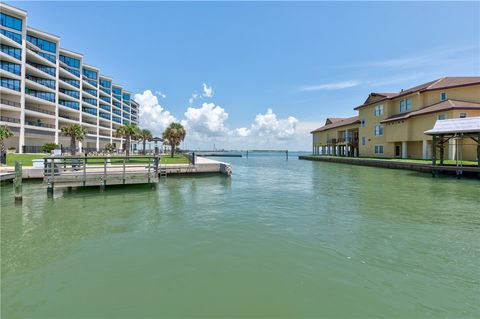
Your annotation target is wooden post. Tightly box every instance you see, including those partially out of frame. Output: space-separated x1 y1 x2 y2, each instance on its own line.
431 135 437 177
14 161 22 203
286 150 288 160
100 158 106 191
147 157 151 183
246 150 249 158
83 156 87 187
122 157 126 184
477 133 480 168
439 135 444 166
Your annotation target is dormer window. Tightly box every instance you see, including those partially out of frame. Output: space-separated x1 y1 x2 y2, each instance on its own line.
440 92 447 101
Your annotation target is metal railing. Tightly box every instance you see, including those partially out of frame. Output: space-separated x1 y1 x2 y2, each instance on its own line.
25 120 55 128
25 104 55 115
1 98 21 108
43 155 160 188
0 115 20 124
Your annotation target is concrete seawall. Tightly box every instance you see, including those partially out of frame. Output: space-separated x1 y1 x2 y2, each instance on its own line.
299 155 480 177
0 157 232 180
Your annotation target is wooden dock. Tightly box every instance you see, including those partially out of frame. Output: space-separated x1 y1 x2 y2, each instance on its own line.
0 172 15 182
43 156 160 189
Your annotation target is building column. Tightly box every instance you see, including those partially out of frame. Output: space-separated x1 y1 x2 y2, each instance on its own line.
448 138 456 161
422 140 429 160
402 141 407 159
78 141 83 153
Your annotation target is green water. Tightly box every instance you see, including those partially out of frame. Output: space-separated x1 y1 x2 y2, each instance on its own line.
1 154 479 318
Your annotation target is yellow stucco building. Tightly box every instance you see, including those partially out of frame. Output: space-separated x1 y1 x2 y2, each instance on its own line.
311 77 480 161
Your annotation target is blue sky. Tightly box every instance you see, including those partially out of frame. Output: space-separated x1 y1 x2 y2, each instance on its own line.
11 1 480 150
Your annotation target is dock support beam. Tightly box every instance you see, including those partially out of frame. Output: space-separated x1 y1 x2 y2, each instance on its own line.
14 161 22 203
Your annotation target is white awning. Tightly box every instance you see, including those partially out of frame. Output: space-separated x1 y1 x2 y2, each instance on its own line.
424 116 480 135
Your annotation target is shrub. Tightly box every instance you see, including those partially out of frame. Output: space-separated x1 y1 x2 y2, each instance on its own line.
7 146 16 150
104 143 116 153
41 143 58 153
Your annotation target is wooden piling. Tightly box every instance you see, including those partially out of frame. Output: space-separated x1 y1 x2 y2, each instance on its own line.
14 161 22 203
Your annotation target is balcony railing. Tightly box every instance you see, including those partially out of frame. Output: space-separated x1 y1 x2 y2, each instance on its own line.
59 100 80 110
26 61 56 76
60 77 80 88
99 122 110 128
0 115 20 124
25 104 55 115
25 119 55 128
82 107 97 116
1 62 21 75
83 119 97 125
0 29 22 44
1 98 21 108
0 80 21 91
26 74 56 89
87 130 97 135
83 77 98 87
61 65 80 77
1 45 21 60
59 112 77 120
59 88 80 99
25 89 55 102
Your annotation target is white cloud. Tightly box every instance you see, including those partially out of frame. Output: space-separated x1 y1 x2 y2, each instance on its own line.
246 108 298 140
202 83 214 98
188 93 199 105
300 80 360 91
155 90 166 98
134 90 176 136
181 102 229 138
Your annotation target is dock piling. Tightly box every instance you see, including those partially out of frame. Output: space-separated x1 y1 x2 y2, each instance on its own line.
14 161 22 203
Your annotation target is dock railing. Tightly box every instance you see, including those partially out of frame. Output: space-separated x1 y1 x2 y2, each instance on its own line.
43 155 160 190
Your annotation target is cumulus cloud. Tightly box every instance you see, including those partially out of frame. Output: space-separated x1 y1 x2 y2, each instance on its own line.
236 108 298 140
134 90 176 136
202 83 214 98
181 102 229 137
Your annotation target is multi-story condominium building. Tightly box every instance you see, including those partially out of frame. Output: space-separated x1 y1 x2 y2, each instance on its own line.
0 3 139 153
311 77 480 161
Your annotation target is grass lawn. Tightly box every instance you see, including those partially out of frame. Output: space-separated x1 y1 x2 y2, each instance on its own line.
6 153 47 166
307 155 478 166
6 153 189 166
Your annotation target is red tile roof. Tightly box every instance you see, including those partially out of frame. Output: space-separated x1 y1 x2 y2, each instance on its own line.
380 99 480 123
355 77 480 110
311 116 360 133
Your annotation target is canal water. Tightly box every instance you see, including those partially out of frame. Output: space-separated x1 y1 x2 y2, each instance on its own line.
1 154 479 318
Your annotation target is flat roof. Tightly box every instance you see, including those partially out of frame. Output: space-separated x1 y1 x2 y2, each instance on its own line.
424 116 480 135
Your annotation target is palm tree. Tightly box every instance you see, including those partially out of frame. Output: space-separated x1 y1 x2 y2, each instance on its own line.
0 125 13 164
162 122 186 158
61 124 86 155
138 129 153 155
115 124 140 156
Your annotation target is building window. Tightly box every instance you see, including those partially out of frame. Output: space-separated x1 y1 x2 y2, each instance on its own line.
374 145 384 155
459 113 467 118
440 92 447 101
60 55 80 69
438 114 446 120
0 13 23 31
361 118 366 128
361 136 366 145
400 98 411 113
374 105 384 116
374 124 384 136
26 35 57 53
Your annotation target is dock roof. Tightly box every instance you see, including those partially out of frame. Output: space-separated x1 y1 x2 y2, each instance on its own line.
424 116 480 135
